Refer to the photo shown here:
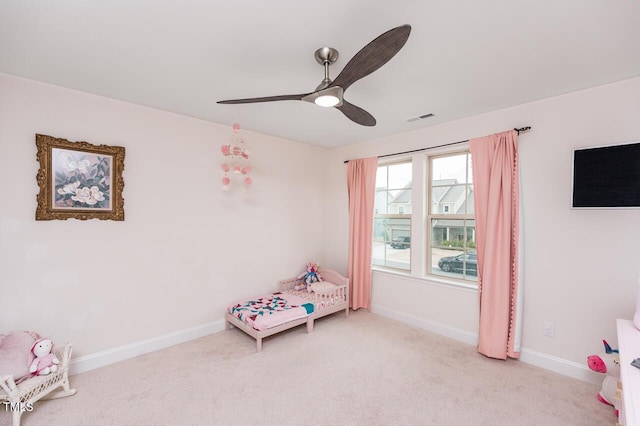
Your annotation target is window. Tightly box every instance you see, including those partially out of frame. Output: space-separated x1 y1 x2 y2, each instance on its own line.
428 151 476 282
371 149 476 285
373 162 412 271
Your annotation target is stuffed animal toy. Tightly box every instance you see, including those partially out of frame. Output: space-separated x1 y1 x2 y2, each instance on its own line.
29 338 59 376
295 262 323 291
587 340 620 416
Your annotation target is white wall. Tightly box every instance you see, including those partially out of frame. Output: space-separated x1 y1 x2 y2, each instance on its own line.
0 73 328 360
324 76 640 379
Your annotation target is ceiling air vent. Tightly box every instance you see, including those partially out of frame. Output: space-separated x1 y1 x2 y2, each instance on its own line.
406 113 434 122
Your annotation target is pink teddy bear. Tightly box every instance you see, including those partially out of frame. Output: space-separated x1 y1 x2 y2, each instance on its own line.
29 338 60 376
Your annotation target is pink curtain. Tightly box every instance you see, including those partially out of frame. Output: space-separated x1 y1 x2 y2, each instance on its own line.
346 157 378 310
470 130 520 360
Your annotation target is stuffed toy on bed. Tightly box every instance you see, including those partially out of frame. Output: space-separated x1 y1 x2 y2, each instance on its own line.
587 340 620 416
295 262 323 291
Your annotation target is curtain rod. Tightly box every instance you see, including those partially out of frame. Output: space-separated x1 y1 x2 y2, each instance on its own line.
343 126 531 163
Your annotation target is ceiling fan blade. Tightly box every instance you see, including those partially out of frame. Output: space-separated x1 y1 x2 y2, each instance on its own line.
330 24 411 92
336 100 376 126
217 93 308 104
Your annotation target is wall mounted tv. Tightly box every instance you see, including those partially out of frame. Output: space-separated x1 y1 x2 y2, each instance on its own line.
572 141 640 208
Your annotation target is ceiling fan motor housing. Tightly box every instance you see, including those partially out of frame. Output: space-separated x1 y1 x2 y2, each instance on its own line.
314 47 339 65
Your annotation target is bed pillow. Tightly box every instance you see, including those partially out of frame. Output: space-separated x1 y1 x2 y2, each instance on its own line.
0 330 40 382
309 281 337 293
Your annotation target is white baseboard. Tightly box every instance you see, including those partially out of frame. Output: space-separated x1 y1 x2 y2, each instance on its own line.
371 303 479 346
371 303 602 385
519 347 602 385
69 319 227 375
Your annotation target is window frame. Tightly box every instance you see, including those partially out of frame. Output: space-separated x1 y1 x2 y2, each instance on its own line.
371 146 477 288
426 150 476 284
372 160 413 272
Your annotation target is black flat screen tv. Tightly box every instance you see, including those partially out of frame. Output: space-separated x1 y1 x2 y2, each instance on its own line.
572 141 640 208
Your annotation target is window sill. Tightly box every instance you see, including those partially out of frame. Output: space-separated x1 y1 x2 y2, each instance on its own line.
371 266 478 292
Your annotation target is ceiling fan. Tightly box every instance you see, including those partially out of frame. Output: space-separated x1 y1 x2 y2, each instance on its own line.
217 24 412 127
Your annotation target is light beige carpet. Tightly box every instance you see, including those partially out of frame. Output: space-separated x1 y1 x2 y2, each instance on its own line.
2 311 616 426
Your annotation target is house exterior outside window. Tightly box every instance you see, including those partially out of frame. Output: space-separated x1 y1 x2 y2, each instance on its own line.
373 162 412 271
428 151 476 282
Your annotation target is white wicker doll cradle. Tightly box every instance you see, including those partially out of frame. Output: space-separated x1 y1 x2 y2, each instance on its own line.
0 342 76 426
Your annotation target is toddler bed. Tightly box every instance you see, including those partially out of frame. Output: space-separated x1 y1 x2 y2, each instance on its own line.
225 269 349 351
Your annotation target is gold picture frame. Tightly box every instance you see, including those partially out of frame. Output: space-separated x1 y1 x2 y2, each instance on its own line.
35 134 125 221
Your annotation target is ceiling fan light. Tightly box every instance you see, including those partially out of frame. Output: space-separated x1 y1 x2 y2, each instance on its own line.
315 95 340 107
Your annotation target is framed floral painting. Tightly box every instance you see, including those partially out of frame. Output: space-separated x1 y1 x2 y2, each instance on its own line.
35 134 125 221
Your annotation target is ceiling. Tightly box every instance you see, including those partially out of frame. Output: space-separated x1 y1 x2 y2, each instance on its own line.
1 1 639 148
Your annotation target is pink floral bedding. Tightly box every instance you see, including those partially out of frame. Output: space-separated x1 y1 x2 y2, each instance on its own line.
228 292 314 331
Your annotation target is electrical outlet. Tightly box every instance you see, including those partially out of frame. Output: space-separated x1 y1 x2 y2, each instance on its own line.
543 321 555 337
